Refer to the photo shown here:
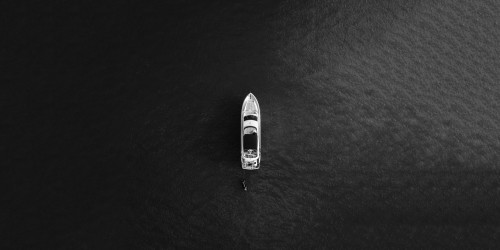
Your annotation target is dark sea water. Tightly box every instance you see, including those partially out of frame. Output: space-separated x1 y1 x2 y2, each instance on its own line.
3 0 500 248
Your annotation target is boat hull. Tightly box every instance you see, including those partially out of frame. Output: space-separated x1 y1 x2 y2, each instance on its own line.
241 93 261 170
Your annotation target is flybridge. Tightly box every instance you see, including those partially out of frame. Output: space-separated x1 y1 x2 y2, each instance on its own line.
241 93 261 170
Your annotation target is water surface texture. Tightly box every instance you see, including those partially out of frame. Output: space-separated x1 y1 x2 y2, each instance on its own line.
3 0 500 248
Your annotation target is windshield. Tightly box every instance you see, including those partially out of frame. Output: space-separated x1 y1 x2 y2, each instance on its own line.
244 115 258 121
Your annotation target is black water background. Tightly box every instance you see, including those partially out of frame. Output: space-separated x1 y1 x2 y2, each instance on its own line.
3 0 500 248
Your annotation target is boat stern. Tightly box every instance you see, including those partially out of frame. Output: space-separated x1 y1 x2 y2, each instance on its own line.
241 156 260 170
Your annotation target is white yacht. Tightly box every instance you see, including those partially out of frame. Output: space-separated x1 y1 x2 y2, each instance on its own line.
241 93 261 170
